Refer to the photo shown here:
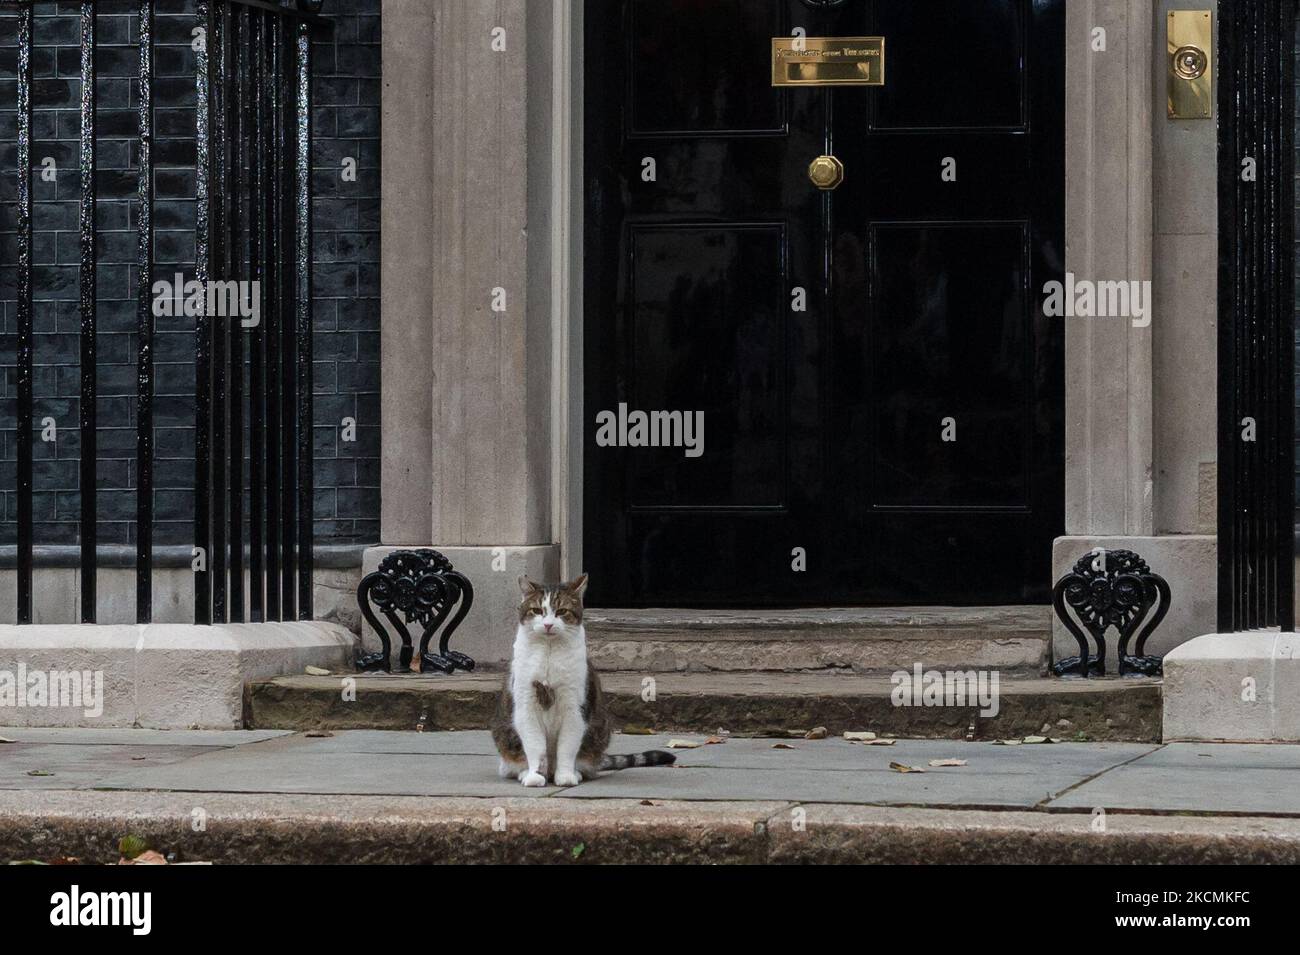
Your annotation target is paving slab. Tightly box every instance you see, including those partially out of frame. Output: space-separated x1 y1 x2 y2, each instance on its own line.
1 742 222 791
0 728 1154 809
6 728 1299 818
577 736 1154 808
1050 741 1300 815
0 727 291 747
92 750 554 799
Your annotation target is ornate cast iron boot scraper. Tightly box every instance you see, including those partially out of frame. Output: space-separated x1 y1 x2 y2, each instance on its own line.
355 549 476 674
1052 548 1169 678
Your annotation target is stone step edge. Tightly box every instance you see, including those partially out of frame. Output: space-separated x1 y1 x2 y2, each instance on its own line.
586 606 1051 637
3 790 1296 865
245 675 1162 741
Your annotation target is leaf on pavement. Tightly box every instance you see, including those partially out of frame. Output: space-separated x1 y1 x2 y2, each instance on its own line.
666 739 701 749
889 762 926 773
843 731 877 741
928 758 968 767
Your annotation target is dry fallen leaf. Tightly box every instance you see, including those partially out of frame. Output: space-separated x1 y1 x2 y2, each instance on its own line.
305 730 334 738
843 731 877 741
304 665 331 676
772 742 795 749
861 738 896 746
703 736 727 745
804 726 828 740
0 736 16 744
889 761 926 774
622 725 654 736
666 739 701 749
25 770 53 777
994 739 1023 746
1021 736 1054 744
928 758 968 767
127 850 168 866
639 799 656 806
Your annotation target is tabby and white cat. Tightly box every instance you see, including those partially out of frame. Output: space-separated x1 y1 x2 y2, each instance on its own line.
491 574 675 787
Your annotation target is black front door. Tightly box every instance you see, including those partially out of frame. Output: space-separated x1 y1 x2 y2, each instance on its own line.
584 0 1064 608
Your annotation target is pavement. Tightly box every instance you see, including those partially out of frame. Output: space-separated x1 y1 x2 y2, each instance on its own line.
4 727 1300 863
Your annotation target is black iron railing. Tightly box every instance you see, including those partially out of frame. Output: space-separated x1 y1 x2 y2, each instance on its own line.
6 0 326 625
1216 0 1296 631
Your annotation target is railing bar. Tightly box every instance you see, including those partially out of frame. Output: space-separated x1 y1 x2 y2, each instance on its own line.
266 12 283 620
194 0 214 625
136 0 155 624
78 2 97 624
249 8 267 622
228 3 248 621
295 19 314 619
280 13 297 618
211 0 230 623
16 4 33 625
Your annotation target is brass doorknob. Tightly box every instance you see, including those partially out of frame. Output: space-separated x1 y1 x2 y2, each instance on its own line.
808 154 844 190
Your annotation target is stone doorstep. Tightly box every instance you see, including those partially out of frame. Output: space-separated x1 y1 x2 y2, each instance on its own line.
1163 631 1300 742
245 670 1162 741
584 606 1052 673
3 790 1298 864
0 622 355 730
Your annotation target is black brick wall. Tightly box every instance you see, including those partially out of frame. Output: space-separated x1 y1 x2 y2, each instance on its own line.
0 0 380 550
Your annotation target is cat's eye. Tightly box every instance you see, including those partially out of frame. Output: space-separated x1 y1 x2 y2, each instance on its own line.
557 609 577 621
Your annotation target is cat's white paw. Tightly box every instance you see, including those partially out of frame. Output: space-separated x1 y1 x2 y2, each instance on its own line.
553 768 582 787
520 771 547 787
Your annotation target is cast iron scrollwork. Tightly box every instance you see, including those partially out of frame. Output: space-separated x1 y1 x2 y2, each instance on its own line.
1052 548 1170 678
356 549 476 674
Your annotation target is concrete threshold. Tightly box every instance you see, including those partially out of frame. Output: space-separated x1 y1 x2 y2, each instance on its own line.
585 606 1052 673
4 789 1296 864
246 669 1162 741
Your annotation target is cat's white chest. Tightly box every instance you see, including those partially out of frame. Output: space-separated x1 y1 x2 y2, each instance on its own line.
511 624 587 722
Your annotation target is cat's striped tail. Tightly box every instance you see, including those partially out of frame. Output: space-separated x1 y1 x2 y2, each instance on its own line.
599 750 676 771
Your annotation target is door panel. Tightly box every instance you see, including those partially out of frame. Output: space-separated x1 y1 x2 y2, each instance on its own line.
629 0 787 135
627 224 788 509
869 222 1030 509
585 0 1064 607
873 1 1026 130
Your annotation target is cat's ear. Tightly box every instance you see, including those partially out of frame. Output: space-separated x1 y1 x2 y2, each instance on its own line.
517 575 540 596
564 573 589 598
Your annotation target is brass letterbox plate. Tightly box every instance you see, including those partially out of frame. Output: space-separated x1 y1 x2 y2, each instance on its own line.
1167 10 1212 119
771 37 885 87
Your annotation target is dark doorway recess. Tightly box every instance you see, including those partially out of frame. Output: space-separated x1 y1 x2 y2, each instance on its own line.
1217 0 1295 631
584 0 1065 607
